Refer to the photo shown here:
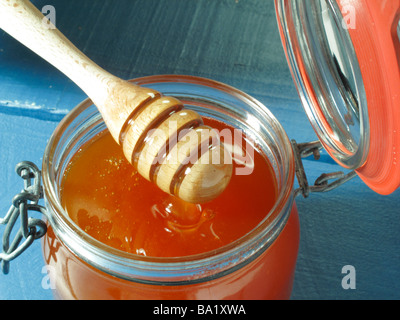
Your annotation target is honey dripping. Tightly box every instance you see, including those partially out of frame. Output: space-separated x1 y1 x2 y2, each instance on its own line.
61 118 277 257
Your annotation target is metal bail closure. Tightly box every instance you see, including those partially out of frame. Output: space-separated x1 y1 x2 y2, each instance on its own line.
291 140 357 198
0 161 47 274
275 0 400 195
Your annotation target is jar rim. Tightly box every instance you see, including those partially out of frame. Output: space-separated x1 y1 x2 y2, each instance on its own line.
42 75 296 283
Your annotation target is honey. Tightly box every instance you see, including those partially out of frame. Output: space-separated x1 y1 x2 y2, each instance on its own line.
60 118 278 257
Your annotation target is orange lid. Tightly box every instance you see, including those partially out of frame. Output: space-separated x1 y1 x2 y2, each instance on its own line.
275 0 400 195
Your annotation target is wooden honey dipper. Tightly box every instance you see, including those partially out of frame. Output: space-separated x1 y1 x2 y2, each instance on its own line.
0 0 233 204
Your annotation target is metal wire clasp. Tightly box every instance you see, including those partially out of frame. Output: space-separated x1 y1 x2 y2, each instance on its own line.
0 161 48 274
291 140 357 198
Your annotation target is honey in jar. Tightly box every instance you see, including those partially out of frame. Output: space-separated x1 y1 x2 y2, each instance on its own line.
62 118 281 257
41 76 300 300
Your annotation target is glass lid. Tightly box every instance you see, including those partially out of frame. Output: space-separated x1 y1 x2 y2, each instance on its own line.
275 0 369 170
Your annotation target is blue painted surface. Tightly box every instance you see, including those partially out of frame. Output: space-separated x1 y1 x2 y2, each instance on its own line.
0 0 399 300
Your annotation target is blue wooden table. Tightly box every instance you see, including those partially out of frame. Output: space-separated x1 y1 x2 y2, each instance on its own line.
1 0 399 300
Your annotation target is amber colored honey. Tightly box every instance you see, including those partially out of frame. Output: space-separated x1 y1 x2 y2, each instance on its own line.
42 118 300 299
60 118 279 257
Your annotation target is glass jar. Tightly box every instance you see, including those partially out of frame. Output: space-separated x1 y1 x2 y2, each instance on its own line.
41 75 300 300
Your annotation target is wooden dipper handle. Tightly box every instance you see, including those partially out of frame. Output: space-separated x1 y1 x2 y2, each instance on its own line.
0 0 233 203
